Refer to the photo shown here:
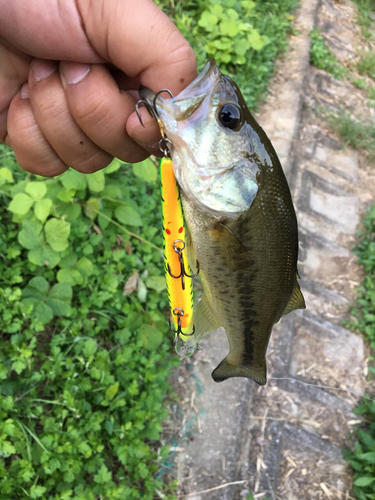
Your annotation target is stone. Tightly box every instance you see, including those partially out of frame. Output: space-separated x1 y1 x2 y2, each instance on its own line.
314 145 358 181
290 311 365 398
298 170 360 234
299 230 351 283
299 278 350 322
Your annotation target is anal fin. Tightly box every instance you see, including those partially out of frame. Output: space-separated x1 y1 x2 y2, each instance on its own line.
175 292 222 358
282 273 306 317
192 292 222 343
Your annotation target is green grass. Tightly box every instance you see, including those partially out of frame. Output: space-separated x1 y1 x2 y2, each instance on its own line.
343 205 375 500
358 51 375 80
327 112 375 163
351 0 375 41
309 28 348 79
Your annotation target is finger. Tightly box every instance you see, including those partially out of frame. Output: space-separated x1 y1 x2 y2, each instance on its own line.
0 41 29 142
60 61 151 163
79 0 197 149
29 58 113 173
7 84 68 176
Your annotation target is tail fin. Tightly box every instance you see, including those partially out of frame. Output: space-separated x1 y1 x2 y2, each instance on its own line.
211 357 267 385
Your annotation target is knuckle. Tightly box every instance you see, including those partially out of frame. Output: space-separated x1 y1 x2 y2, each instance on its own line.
71 150 113 173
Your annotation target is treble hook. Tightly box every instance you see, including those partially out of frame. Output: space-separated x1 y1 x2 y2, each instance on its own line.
172 307 195 337
135 88 174 128
167 239 200 290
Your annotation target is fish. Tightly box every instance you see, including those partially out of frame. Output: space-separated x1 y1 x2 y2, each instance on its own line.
140 59 305 385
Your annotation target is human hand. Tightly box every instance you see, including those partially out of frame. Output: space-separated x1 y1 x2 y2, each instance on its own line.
0 0 197 176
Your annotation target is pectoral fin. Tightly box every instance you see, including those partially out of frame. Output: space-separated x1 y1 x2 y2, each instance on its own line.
282 274 306 317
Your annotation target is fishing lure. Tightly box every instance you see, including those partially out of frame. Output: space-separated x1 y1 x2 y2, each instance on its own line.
160 157 198 347
136 88 200 352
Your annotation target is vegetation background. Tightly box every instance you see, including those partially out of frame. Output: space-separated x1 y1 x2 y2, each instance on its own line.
1 0 374 498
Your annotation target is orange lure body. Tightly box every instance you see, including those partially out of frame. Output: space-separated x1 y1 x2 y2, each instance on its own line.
160 158 194 340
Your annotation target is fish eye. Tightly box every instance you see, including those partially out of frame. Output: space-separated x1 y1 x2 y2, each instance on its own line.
217 103 243 131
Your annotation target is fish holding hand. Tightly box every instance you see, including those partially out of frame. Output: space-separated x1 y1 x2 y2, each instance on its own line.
139 59 305 385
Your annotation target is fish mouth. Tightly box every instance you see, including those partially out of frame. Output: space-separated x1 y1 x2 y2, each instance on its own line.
139 59 221 124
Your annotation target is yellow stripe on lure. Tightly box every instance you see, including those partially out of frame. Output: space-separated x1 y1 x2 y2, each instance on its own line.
160 157 196 346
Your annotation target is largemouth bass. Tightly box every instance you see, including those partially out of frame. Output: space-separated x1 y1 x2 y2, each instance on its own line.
142 59 305 385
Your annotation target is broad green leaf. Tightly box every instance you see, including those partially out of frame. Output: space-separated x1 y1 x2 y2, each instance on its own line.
57 268 83 285
85 198 100 219
106 382 119 400
76 257 93 277
138 324 163 351
25 182 47 201
56 202 81 221
198 12 218 31
34 198 52 222
0 167 14 184
48 281 73 302
94 464 112 484
132 158 157 183
104 420 114 435
354 477 375 487
46 282 72 316
211 4 223 16
358 452 375 463
18 219 44 249
83 339 97 358
359 429 375 448
8 192 34 215
35 302 54 324
59 252 78 268
220 20 239 37
87 170 105 192
98 208 112 230
61 168 87 191
0 440 16 455
105 158 122 173
115 205 142 227
137 278 147 303
102 184 122 199
145 276 166 293
23 276 49 300
30 485 47 499
247 30 265 51
28 244 60 269
45 218 70 251
64 470 75 483
57 187 75 203
226 8 239 20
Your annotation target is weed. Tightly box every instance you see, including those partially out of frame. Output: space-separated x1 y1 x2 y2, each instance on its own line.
0 149 180 499
353 77 368 89
327 112 375 163
309 29 348 79
358 51 375 80
343 204 375 500
351 0 375 42
157 0 299 109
